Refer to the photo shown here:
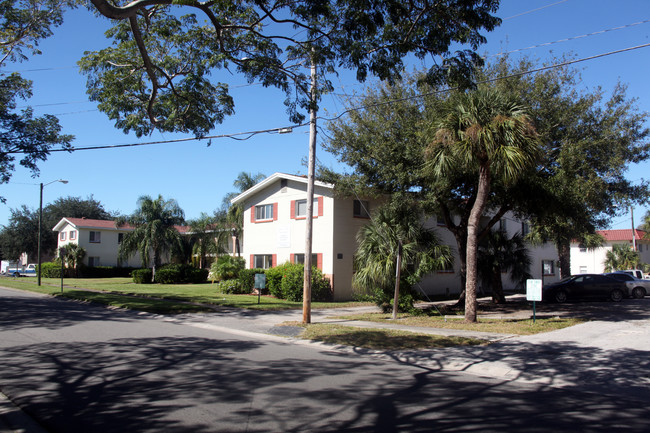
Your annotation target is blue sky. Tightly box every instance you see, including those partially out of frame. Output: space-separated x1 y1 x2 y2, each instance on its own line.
2 0 650 231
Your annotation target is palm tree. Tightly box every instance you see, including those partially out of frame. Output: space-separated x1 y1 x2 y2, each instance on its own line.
60 243 86 277
220 172 265 256
188 213 228 268
353 204 452 314
117 195 185 282
477 229 531 303
604 244 639 272
426 87 539 322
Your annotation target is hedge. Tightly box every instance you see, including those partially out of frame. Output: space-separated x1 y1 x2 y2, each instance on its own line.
265 262 331 301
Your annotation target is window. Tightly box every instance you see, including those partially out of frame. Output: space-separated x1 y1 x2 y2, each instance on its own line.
542 260 555 276
437 214 446 226
252 203 277 222
292 253 318 266
499 218 507 232
521 222 530 236
89 231 101 243
88 257 100 267
579 245 587 253
253 254 274 269
293 197 321 218
118 233 124 244
69 231 77 240
60 232 66 241
353 200 370 218
579 266 588 274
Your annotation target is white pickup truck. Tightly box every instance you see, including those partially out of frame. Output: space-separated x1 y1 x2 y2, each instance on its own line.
5 263 37 277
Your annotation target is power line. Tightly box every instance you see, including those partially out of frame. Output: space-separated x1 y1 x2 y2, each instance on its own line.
488 19 650 57
319 42 650 123
7 41 650 155
503 0 570 20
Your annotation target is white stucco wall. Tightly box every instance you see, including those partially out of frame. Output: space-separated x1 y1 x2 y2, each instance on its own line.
56 223 142 267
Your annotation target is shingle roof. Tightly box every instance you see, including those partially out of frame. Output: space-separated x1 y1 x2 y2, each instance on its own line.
597 229 648 242
53 217 190 233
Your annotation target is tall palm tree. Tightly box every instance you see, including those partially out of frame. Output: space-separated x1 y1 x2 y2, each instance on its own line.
117 195 185 282
220 171 266 256
426 87 539 322
353 204 452 314
477 229 531 304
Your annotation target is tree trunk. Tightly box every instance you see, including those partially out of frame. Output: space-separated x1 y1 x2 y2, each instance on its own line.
465 164 491 322
491 266 506 303
557 241 571 279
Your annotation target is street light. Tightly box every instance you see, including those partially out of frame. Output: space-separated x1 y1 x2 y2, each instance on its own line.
38 179 68 286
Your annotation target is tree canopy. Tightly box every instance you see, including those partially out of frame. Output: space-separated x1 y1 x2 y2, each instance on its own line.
324 56 650 320
79 0 501 137
0 0 75 200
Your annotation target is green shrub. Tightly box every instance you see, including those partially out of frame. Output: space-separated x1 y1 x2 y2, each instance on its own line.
155 267 181 284
214 280 249 294
210 256 246 282
265 262 292 298
132 269 153 283
282 263 331 301
40 261 62 278
370 283 420 314
77 265 139 278
237 268 265 293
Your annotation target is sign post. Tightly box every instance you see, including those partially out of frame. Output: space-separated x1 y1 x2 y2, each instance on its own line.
526 279 543 323
254 274 266 305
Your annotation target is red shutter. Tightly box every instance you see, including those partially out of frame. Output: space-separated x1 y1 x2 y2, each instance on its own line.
317 197 324 217
271 254 277 267
250 255 254 269
290 200 296 219
250 206 256 223
273 203 278 221
290 253 295 264
317 253 323 270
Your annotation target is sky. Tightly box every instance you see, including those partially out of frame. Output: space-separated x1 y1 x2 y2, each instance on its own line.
2 0 650 232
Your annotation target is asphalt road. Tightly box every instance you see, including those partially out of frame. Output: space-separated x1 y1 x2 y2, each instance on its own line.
1 286 649 432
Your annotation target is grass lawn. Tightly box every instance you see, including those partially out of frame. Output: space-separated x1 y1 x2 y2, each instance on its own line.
299 323 486 350
332 312 585 335
0 277 369 312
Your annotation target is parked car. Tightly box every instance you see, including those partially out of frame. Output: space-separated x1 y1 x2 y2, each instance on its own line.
542 274 626 303
620 269 647 279
605 272 650 298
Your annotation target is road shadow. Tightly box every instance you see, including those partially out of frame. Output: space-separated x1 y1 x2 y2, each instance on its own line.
0 291 136 332
2 333 649 432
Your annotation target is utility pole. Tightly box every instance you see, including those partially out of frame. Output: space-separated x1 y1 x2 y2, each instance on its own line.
303 53 317 324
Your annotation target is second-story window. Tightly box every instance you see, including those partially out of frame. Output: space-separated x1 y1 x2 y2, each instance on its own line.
60 232 66 241
89 231 101 243
295 198 319 218
255 204 274 220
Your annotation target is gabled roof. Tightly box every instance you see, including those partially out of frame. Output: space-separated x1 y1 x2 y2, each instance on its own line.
597 229 648 242
52 217 190 234
230 172 334 205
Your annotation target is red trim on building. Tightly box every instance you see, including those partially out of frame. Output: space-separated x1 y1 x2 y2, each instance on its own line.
317 196 323 217
250 254 255 269
317 253 323 270
290 253 295 263
250 206 256 223
290 200 296 219
273 203 278 221
271 254 277 267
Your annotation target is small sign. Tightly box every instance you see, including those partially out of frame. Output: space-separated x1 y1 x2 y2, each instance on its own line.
526 279 542 302
254 273 266 289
